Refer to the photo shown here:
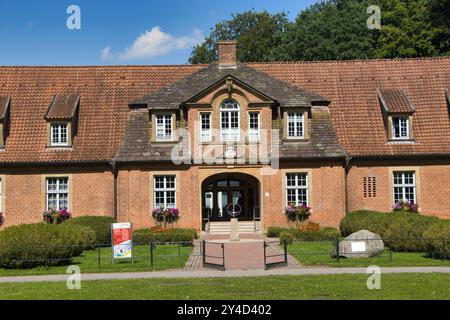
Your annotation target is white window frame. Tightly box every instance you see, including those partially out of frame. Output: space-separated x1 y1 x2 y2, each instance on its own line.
286 173 309 206
200 112 212 143
50 123 69 147
155 114 173 142
220 100 240 142
392 116 410 140
46 177 69 211
393 172 416 204
287 112 304 139
248 112 261 143
154 176 176 209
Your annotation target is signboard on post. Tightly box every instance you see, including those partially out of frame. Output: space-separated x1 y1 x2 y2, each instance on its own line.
111 223 133 263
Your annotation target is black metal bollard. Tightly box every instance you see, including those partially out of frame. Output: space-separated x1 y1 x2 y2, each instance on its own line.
150 241 154 267
336 237 340 263
97 243 101 269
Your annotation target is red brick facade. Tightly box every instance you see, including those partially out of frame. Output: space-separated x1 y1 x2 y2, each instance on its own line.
1 50 450 231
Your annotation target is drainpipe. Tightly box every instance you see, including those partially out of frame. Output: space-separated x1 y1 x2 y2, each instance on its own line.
344 156 353 216
110 161 118 221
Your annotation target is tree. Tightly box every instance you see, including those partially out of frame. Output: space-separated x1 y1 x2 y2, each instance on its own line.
189 10 290 64
374 0 440 58
429 0 450 55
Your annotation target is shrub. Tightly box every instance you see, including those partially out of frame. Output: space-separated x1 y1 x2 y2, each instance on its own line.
279 232 294 245
133 228 197 244
267 227 286 238
0 223 94 268
62 216 116 245
267 227 340 241
383 212 440 252
340 210 390 237
422 221 450 259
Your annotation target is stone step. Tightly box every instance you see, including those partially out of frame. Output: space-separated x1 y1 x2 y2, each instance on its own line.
209 222 257 234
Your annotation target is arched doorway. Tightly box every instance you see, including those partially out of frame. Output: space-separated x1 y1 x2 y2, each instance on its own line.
202 173 260 230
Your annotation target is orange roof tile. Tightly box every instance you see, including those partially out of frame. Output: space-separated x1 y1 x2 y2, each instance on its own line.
0 57 449 163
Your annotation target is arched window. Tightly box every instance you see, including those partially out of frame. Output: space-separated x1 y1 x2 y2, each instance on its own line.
220 99 240 141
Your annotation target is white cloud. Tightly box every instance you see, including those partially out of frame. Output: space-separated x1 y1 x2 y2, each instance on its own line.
100 46 114 62
101 26 204 62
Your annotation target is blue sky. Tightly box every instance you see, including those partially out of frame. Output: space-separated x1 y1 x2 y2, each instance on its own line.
0 0 317 66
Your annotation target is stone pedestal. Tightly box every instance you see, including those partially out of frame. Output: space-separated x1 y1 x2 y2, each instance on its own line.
230 218 240 242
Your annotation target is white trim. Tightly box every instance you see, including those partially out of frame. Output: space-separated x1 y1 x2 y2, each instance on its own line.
220 100 240 142
153 175 177 209
248 111 261 143
199 112 212 143
392 116 410 140
393 171 416 204
50 123 69 147
45 177 69 210
285 173 309 206
287 112 305 139
155 114 173 142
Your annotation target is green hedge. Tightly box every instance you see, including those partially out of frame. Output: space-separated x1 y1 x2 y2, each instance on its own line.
0 223 95 268
279 232 294 245
423 221 450 259
133 228 197 244
340 211 446 253
339 210 390 237
267 227 340 241
62 216 116 245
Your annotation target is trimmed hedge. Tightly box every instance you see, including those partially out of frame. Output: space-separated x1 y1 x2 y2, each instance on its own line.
339 210 390 237
423 221 450 259
133 228 198 244
340 211 446 253
62 216 116 245
267 227 340 241
0 223 95 268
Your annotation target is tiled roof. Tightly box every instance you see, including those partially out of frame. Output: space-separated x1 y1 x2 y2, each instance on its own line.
378 88 415 113
1 57 449 163
0 96 10 120
249 58 450 157
0 65 203 163
45 95 80 120
114 107 346 162
131 63 329 109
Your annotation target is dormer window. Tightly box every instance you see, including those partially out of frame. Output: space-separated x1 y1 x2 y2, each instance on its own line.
392 116 410 140
156 113 173 142
378 89 415 142
220 99 240 141
287 112 304 139
50 123 69 146
45 95 79 148
0 96 11 149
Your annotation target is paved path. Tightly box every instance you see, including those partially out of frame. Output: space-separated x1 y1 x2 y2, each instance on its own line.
1 267 449 284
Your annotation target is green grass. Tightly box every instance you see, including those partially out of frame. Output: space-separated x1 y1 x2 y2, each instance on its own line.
288 242 450 267
0 244 193 277
0 274 449 300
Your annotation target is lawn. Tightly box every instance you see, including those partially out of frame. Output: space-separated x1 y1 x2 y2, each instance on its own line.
0 244 193 277
287 242 450 267
0 274 449 300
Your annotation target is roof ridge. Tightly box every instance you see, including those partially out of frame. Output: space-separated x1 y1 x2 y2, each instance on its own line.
246 56 450 65
0 64 208 69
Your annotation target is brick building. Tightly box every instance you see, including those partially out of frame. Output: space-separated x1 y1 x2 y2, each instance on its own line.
0 42 449 232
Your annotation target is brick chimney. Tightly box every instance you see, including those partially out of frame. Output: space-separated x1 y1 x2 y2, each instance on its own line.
218 41 237 69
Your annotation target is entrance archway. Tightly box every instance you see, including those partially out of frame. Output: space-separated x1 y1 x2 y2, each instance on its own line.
202 173 260 231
